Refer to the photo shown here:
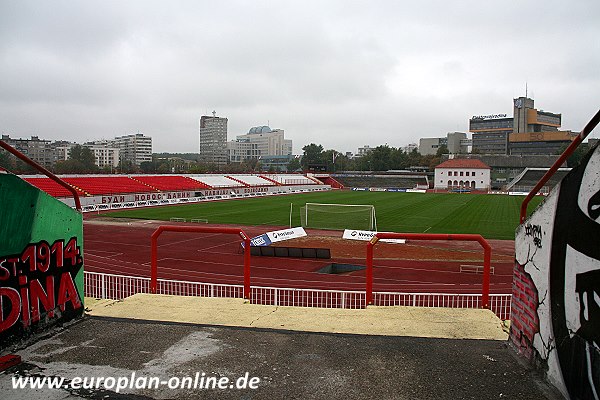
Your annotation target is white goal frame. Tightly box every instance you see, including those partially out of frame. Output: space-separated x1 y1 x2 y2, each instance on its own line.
301 202 377 231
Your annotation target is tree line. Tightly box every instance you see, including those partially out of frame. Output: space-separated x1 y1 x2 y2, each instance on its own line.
0 143 448 174
300 143 449 172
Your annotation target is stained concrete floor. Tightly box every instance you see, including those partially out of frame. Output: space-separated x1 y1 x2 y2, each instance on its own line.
0 295 562 399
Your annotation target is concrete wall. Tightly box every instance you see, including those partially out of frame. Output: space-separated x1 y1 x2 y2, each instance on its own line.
0 173 84 349
512 143 600 399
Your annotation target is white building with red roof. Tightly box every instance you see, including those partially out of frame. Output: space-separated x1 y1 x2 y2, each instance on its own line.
434 158 491 190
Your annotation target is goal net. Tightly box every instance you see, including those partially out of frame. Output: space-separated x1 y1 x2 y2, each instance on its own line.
300 203 377 231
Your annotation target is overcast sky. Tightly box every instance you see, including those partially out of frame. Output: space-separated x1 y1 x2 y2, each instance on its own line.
1 1 599 154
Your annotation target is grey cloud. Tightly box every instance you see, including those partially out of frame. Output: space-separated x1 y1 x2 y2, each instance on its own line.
0 0 599 153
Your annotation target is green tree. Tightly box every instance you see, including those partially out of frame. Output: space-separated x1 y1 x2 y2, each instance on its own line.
0 150 13 171
69 145 97 172
118 159 137 174
140 161 158 173
558 143 589 167
436 145 449 157
370 145 393 171
301 143 324 169
287 157 302 172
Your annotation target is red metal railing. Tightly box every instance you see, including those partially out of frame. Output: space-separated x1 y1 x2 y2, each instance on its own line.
366 233 492 309
0 140 82 211
150 225 251 299
519 109 600 224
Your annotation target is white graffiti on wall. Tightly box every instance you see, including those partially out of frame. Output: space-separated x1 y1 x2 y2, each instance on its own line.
515 144 600 400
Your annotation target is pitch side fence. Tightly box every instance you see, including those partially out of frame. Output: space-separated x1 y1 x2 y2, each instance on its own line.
84 271 512 320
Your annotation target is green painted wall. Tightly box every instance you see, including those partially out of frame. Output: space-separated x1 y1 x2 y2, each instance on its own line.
0 173 84 348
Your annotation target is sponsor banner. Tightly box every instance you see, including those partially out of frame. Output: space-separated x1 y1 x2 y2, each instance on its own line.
352 187 370 191
266 227 307 243
406 189 427 193
386 188 407 192
369 187 386 192
247 227 306 247
342 229 406 244
249 233 272 247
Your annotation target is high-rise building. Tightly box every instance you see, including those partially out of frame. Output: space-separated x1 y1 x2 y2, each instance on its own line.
1 135 56 168
470 97 575 155
227 126 292 163
111 133 152 166
83 141 120 168
0 135 80 168
469 113 512 154
199 112 228 167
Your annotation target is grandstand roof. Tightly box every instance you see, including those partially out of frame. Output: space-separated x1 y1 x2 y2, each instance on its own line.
435 159 491 169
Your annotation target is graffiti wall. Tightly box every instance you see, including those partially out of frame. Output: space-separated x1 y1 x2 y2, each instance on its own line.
0 173 84 349
512 143 600 399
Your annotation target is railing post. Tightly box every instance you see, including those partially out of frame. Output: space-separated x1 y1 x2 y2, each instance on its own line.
366 239 376 305
150 225 251 298
101 273 106 299
370 232 492 310
481 240 492 309
150 228 161 294
243 236 251 300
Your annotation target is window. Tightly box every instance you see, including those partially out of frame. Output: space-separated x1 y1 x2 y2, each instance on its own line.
465 172 469 177
460 171 464 176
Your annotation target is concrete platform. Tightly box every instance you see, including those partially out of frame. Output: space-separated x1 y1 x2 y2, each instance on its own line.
0 295 563 399
85 294 508 340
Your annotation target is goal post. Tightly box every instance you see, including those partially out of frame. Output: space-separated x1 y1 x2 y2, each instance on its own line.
300 203 377 231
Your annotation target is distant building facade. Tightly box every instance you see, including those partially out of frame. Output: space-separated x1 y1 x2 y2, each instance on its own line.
227 126 292 163
2 133 150 169
356 145 372 157
83 141 120 168
199 113 228 167
1 135 57 168
470 97 576 155
111 133 152 166
434 158 491 190
442 153 565 189
403 143 418 153
419 132 468 155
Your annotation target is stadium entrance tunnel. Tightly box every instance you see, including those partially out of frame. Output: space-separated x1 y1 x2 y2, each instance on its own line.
317 263 366 275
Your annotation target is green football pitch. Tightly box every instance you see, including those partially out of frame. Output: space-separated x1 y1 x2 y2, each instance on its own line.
102 191 543 240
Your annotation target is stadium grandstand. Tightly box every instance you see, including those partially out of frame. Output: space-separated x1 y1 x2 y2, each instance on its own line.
132 175 212 191
504 168 570 193
53 176 153 196
226 175 274 187
330 172 429 190
262 174 318 185
20 173 330 212
23 177 87 197
189 175 244 188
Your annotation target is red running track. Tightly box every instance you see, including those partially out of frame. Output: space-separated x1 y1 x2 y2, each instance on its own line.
84 220 515 294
